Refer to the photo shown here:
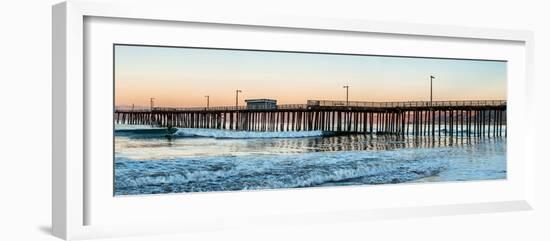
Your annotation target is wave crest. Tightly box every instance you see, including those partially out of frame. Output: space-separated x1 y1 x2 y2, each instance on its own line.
173 128 327 139
115 149 448 195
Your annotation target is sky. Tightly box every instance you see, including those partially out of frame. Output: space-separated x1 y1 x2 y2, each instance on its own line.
114 45 507 108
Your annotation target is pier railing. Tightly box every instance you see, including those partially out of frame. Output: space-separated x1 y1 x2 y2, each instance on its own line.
307 100 506 108
116 104 311 112
115 100 506 112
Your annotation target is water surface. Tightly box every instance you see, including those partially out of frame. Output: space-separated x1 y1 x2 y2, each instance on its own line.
114 126 506 195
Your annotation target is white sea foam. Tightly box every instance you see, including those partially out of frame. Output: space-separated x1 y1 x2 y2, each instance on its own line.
115 124 161 130
173 128 327 139
114 148 450 195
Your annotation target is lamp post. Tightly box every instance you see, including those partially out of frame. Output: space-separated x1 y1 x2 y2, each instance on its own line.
149 97 155 126
430 75 435 137
205 95 210 109
235 90 242 109
343 85 350 106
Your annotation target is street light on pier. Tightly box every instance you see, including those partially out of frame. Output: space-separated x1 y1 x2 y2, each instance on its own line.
235 90 242 109
205 95 210 109
430 75 435 106
430 75 436 136
149 97 155 127
343 85 350 106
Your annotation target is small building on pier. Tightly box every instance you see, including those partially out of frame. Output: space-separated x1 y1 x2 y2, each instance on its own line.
245 99 277 110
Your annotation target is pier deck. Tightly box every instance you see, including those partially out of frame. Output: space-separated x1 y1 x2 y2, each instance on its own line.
115 100 506 137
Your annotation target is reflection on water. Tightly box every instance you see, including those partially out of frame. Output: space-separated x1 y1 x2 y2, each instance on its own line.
252 134 504 152
116 131 504 159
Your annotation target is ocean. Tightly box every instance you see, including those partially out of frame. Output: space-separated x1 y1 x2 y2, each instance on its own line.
114 125 506 195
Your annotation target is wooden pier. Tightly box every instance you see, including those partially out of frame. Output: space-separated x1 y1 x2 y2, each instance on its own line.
115 100 507 137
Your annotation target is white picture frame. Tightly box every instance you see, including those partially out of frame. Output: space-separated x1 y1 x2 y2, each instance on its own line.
52 0 535 240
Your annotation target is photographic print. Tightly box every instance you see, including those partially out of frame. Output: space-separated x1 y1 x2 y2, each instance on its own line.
113 44 507 196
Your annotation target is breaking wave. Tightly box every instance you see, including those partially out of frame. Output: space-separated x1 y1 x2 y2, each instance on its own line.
115 127 329 139
173 128 328 139
114 149 449 195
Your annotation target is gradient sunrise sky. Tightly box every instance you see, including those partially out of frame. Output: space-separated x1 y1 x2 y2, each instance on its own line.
114 45 507 108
